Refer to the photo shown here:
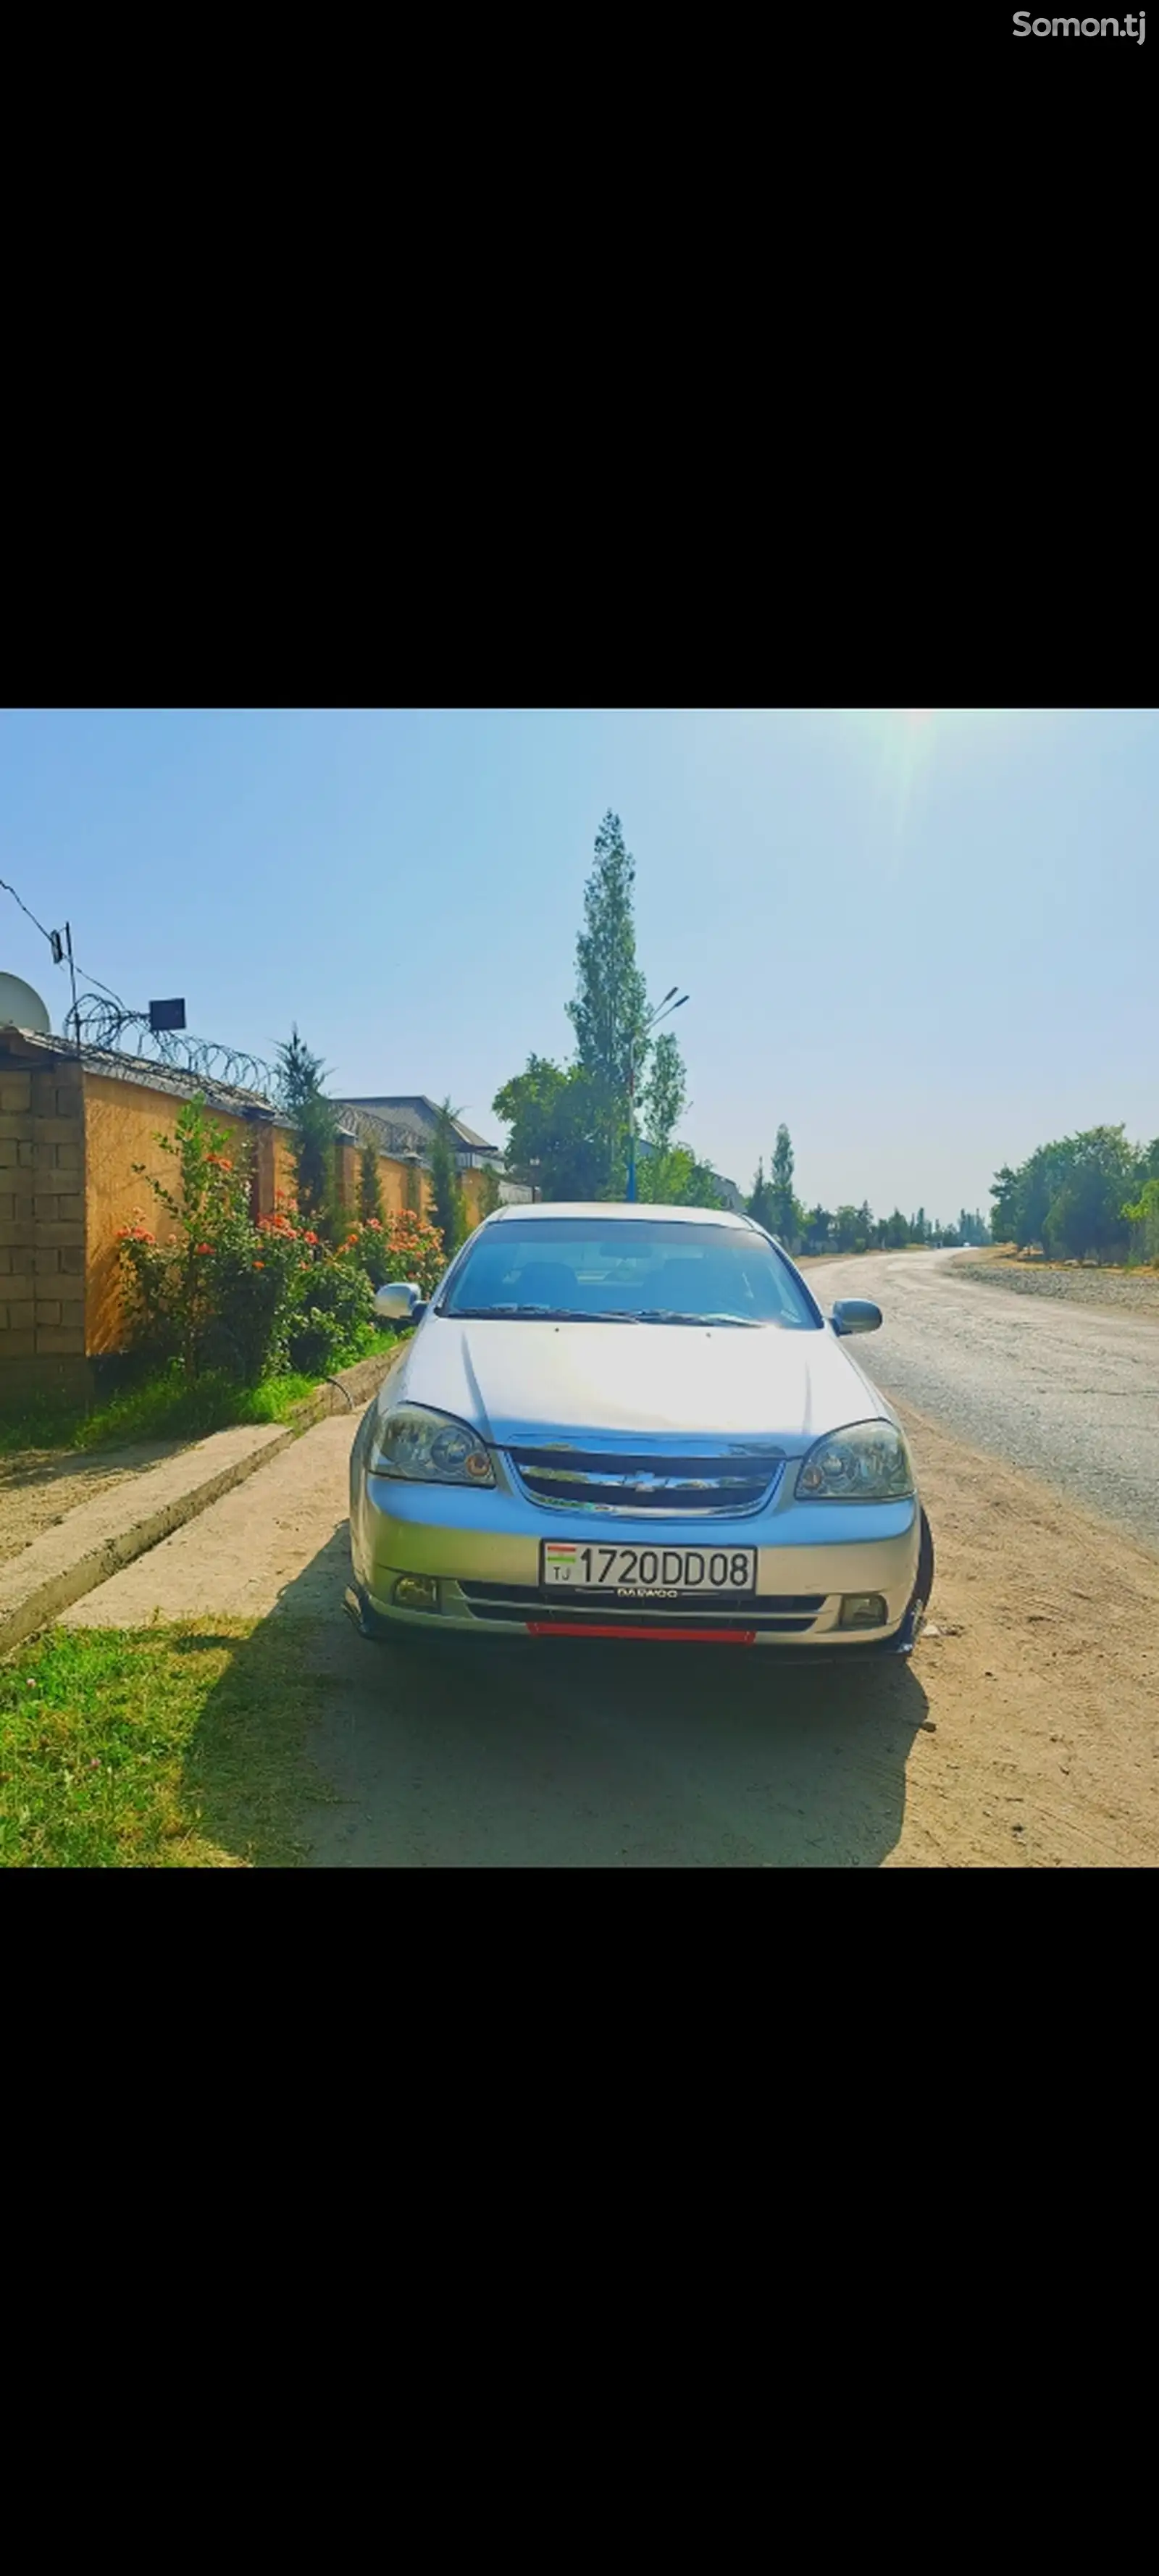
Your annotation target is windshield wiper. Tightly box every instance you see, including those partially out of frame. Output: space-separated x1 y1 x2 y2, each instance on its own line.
632 1309 761 1328
446 1304 640 1323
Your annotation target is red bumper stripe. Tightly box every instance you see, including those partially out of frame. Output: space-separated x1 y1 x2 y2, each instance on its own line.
527 1623 757 1644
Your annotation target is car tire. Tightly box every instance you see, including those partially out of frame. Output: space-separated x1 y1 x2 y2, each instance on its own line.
911 1508 935 1624
344 1584 400 1645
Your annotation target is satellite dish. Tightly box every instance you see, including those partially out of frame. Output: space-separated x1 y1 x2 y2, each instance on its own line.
0 972 52 1035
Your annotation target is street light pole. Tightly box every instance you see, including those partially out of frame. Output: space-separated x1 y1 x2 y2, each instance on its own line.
626 990 687 1203
627 1037 638 1203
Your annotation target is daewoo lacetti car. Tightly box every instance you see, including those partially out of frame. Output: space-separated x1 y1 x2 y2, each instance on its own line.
346 1204 934 1654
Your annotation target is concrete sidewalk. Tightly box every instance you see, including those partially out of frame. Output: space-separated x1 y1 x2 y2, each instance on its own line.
0 1348 401 1654
62 1410 356 1626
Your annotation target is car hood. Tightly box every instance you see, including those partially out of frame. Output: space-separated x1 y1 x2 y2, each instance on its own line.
386 1316 892 1450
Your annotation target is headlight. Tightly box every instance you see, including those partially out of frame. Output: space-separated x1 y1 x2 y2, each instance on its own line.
795 1420 913 1502
370 1403 495 1486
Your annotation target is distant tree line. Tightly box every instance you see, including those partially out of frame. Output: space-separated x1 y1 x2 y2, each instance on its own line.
745 1124 989 1255
990 1126 1159 1266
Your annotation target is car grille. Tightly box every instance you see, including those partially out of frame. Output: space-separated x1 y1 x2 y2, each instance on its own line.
457 1581 823 1633
507 1447 784 1518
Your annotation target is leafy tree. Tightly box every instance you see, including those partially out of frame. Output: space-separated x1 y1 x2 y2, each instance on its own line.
477 1166 503 1218
989 1166 1021 1245
834 1204 870 1253
769 1126 798 1246
275 1026 340 1239
883 1208 909 1249
493 1056 607 1203
642 1029 687 1155
992 1126 1142 1260
1045 1170 1120 1261
1124 1174 1159 1265
429 1098 468 1258
637 1142 723 1208
275 1026 327 1120
802 1205 834 1255
747 1158 778 1232
566 811 650 1189
359 1139 385 1225
677 1155 727 1210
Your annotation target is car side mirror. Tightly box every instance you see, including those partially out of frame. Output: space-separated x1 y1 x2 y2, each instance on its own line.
375 1280 424 1323
831 1297 882 1335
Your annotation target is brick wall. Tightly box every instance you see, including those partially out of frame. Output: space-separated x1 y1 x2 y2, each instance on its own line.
82 1072 270 1357
1 1038 496 1395
0 1047 87 1401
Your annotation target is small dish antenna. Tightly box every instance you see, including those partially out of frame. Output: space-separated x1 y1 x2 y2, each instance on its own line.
0 971 52 1034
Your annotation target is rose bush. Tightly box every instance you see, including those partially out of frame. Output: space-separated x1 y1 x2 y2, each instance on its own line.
117 1104 296 1381
285 1224 375 1377
118 1101 380 1383
342 1208 450 1297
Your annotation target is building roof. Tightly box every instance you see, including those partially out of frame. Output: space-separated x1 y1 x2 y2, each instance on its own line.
0 1024 290 1123
335 1100 429 1158
343 1095 499 1153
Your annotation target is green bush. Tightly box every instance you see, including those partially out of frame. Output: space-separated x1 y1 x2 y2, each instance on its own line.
429 1100 468 1254
1124 1174 1159 1267
119 1099 380 1389
359 1140 386 1225
286 1232 375 1377
118 1101 303 1383
342 1210 450 1298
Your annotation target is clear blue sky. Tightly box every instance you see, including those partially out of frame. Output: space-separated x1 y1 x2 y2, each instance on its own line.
2 708 1155 1223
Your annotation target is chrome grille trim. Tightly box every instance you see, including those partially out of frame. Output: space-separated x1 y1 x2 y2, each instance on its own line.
507 1448 784 1518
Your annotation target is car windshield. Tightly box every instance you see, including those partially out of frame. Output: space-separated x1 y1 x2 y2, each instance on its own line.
440 1218 819 1329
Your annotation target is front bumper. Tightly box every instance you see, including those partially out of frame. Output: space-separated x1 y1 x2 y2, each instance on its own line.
350 1450 923 1651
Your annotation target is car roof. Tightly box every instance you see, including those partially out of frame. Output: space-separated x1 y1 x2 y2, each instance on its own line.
488 1201 756 1229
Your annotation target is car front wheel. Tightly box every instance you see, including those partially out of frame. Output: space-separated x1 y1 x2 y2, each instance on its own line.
911 1508 934 1626
344 1583 401 1645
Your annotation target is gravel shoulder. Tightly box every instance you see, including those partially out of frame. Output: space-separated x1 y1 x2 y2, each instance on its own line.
952 1253 1159 1322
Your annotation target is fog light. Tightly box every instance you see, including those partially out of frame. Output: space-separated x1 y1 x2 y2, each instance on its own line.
393 1574 440 1613
840 1592 887 1630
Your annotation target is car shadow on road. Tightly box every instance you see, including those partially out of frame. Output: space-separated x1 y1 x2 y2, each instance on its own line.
183 1522 932 1866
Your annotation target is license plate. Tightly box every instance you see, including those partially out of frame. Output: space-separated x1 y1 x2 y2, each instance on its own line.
540 1541 757 1597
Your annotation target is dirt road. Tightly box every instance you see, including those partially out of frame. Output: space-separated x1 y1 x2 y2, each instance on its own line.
62 1395 1159 1867
810 1248 1159 1551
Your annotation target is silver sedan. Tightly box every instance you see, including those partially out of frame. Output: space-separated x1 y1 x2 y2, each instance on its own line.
347 1204 934 1655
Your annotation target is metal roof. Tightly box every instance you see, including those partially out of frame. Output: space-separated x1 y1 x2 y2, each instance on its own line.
343 1094 499 1153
